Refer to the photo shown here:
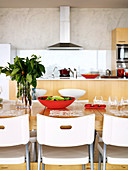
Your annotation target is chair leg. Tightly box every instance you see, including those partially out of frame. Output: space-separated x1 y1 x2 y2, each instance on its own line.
83 164 85 170
34 142 37 162
38 144 42 170
88 145 90 160
99 152 101 170
103 143 106 170
90 143 94 170
26 143 30 170
42 163 45 170
93 130 96 155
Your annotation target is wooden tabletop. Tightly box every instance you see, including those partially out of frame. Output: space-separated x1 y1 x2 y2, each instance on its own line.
1 101 128 131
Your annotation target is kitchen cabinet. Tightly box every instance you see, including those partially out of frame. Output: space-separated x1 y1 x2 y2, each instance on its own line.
112 28 128 44
111 28 128 75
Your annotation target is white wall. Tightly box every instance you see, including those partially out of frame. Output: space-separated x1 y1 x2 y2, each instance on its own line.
0 8 128 50
0 44 11 99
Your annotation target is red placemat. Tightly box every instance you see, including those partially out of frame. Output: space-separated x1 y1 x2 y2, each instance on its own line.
85 104 106 109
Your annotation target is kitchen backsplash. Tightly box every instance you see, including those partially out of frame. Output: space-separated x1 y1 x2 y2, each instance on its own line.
17 50 111 77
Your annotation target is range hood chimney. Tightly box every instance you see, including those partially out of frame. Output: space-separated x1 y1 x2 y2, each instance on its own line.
47 6 83 50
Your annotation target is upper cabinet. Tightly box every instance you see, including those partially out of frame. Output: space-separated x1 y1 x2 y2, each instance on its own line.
112 28 128 45
111 28 128 75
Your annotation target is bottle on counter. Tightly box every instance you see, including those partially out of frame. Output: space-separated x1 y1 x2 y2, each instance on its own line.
74 68 77 79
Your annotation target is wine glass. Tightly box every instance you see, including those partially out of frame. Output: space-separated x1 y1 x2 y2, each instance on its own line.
93 96 103 105
120 97 128 106
108 96 118 105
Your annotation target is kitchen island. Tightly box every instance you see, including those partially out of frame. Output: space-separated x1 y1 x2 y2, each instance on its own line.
9 78 128 102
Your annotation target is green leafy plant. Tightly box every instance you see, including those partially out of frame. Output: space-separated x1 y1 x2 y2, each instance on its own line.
0 54 45 106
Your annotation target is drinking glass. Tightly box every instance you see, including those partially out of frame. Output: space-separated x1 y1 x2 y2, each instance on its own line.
120 97 128 105
108 96 118 106
93 96 103 104
119 97 128 114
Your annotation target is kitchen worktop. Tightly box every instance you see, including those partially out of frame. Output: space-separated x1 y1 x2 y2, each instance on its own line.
37 77 128 80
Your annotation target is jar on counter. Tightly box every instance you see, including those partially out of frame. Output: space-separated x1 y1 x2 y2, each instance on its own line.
117 68 124 78
125 69 128 78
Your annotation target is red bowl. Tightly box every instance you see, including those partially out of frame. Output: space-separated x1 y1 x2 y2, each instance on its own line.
81 74 99 79
38 96 75 109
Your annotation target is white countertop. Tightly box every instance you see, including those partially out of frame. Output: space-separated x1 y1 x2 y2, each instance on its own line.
37 77 128 80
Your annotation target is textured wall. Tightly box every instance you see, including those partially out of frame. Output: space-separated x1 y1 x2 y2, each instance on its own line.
0 8 128 50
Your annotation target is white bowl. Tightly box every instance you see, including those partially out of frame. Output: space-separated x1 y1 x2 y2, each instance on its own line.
35 89 47 98
58 89 86 100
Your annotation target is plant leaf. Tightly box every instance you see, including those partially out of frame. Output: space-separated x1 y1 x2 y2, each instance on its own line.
10 68 20 76
0 67 3 74
5 71 11 76
14 56 19 64
39 64 45 73
30 59 34 69
26 74 32 83
31 79 37 88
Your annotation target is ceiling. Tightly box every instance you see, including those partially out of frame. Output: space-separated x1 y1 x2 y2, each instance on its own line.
0 0 128 8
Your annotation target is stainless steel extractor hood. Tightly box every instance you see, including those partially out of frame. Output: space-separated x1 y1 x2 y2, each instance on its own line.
47 6 83 50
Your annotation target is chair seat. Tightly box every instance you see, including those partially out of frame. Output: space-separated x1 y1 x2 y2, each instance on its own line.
98 142 128 165
41 145 89 165
0 145 26 164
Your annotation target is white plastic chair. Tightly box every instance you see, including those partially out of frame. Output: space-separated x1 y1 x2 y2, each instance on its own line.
37 114 95 170
98 114 128 170
0 114 30 169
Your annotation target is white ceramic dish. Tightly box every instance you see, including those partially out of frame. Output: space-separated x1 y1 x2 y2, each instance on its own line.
58 89 86 100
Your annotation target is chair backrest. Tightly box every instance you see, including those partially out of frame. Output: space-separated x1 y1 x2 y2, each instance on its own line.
103 114 128 147
0 114 29 146
37 114 95 147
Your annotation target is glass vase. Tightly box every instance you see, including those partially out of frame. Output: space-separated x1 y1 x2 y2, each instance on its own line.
16 82 32 109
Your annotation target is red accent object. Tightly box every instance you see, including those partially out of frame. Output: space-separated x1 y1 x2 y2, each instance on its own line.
81 74 99 79
38 96 75 109
117 68 124 78
85 104 106 109
125 72 128 78
59 69 70 76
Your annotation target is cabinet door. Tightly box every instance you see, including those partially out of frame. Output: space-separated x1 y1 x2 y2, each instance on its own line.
116 28 128 44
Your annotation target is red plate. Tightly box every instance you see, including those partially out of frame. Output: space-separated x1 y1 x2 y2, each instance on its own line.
81 74 99 79
85 104 106 109
38 96 75 109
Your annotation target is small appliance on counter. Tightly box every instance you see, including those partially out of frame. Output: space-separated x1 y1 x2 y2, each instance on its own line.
59 68 77 78
59 68 70 77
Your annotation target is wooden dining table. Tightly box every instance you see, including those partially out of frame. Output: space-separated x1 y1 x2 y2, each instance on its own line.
0 100 128 170
1 100 128 131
